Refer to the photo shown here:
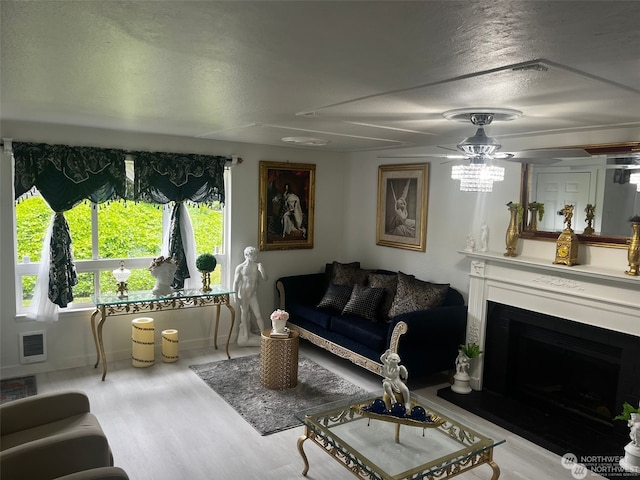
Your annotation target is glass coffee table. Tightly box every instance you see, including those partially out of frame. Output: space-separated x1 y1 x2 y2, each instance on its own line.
296 392 504 479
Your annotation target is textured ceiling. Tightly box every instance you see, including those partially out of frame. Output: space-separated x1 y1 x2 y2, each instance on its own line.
1 1 639 153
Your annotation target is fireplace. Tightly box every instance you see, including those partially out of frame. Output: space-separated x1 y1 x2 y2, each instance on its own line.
483 302 640 427
439 250 640 469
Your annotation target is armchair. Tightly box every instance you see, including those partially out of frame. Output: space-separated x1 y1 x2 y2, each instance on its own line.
1 390 113 480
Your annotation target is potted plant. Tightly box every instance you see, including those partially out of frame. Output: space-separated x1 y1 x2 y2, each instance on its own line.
527 202 545 232
615 401 640 473
451 343 483 394
196 253 217 292
459 342 483 359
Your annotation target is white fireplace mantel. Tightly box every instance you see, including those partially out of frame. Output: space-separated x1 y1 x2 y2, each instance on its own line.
460 251 640 390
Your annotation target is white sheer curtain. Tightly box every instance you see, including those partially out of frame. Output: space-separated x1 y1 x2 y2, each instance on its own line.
161 202 199 291
26 216 59 322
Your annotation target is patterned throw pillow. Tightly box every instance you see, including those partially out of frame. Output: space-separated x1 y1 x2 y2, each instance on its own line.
388 271 449 317
317 283 353 312
331 261 370 287
367 273 398 322
323 261 360 290
342 284 386 321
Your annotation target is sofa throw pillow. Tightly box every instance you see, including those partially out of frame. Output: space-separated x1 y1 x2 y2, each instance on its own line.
342 284 386 321
331 261 370 287
317 283 353 312
324 261 360 290
388 271 449 317
367 273 398 322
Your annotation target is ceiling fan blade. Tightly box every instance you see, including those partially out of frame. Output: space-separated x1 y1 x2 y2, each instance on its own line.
376 154 444 159
377 152 466 160
519 148 590 159
504 156 562 165
437 145 460 153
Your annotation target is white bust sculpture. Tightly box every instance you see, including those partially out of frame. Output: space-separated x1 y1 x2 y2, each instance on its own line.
149 256 177 296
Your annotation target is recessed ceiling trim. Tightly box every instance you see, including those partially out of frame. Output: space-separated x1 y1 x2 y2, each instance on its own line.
281 136 330 146
297 59 551 117
258 123 407 145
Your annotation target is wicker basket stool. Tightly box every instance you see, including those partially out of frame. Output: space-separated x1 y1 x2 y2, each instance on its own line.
260 329 299 390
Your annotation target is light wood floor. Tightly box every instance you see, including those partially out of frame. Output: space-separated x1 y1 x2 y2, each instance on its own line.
32 343 606 480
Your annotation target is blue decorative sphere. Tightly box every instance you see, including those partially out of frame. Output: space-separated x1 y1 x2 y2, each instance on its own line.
390 403 407 418
370 398 387 414
410 406 427 421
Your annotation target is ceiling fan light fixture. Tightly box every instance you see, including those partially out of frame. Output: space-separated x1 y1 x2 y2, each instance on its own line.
457 127 502 156
451 163 505 192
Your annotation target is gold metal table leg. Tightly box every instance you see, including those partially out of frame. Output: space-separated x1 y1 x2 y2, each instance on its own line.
90 308 101 368
297 429 310 476
97 306 108 381
489 458 501 479
213 304 221 350
224 302 235 359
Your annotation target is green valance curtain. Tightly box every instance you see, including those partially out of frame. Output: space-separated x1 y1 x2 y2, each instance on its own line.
133 151 226 205
14 142 128 207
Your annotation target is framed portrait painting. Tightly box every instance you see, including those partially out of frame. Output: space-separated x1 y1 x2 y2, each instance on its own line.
259 161 315 251
376 163 429 251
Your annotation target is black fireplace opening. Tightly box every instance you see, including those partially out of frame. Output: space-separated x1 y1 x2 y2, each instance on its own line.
512 321 621 425
439 301 640 471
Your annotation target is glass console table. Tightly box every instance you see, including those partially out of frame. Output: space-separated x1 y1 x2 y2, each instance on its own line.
91 287 235 380
296 392 504 480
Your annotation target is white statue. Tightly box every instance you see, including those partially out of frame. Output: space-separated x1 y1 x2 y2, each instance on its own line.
149 256 177 296
464 234 476 252
480 223 489 252
630 413 640 447
233 246 268 346
380 349 410 410
455 351 471 376
451 350 472 394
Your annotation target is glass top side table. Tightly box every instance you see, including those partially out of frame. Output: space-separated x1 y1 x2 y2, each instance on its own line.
91 287 235 380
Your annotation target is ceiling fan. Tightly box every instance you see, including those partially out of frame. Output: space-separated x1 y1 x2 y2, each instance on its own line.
378 108 589 165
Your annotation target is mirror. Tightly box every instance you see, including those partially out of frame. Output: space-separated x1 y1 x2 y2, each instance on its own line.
520 144 640 247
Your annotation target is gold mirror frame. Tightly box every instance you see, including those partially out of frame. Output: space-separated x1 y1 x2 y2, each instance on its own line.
519 142 640 248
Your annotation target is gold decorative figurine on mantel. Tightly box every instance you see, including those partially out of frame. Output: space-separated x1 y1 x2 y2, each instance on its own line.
625 215 640 276
583 204 596 235
554 204 579 266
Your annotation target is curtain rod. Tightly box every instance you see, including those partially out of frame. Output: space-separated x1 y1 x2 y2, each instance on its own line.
0 139 242 164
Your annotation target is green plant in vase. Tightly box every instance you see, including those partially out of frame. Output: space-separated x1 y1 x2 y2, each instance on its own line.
459 342 483 358
615 401 640 472
196 253 217 292
527 202 545 232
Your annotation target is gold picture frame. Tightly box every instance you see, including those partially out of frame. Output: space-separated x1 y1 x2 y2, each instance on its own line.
259 161 315 251
376 163 429 251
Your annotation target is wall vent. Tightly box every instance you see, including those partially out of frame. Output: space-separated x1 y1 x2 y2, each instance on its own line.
19 331 47 364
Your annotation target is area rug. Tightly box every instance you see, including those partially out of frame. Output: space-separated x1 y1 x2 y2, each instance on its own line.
0 375 37 404
189 355 366 435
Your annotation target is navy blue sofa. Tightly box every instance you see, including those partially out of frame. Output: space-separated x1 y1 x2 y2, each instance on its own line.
276 270 467 380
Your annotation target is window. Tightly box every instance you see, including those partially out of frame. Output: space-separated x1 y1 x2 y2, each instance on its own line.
14 170 229 313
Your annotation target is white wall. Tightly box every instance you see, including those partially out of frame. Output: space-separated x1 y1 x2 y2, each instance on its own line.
0 120 635 378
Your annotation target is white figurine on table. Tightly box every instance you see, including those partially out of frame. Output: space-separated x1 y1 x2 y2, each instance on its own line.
380 349 411 410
